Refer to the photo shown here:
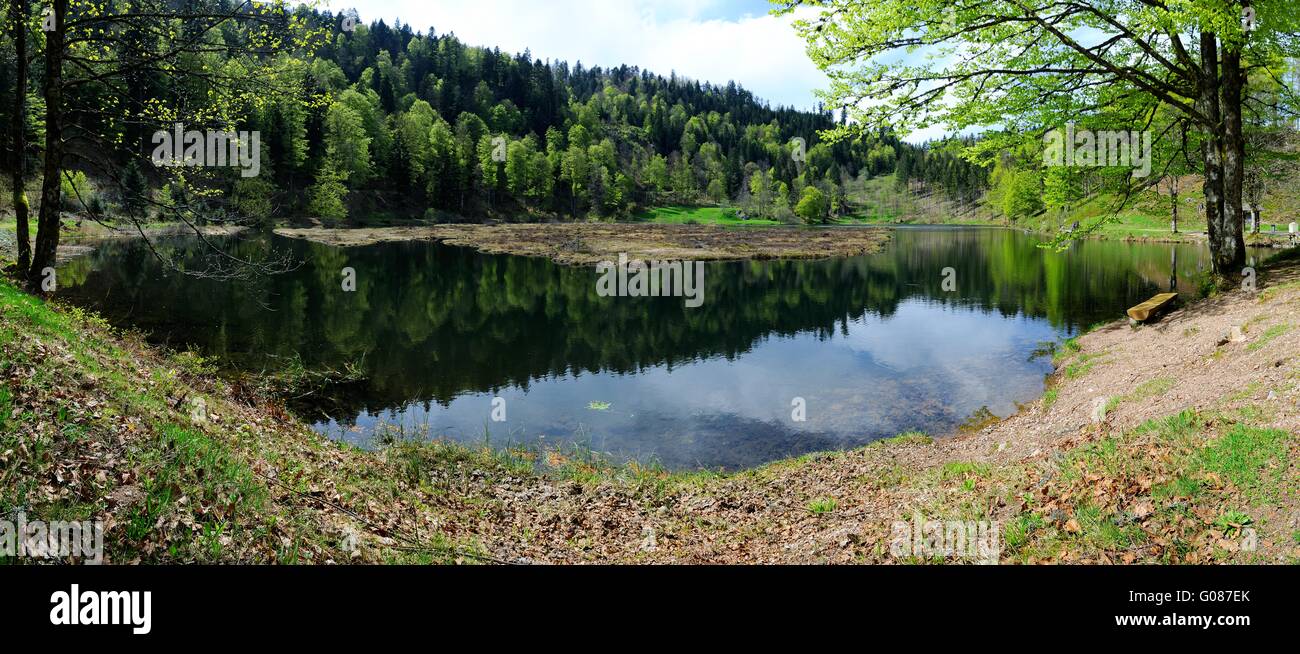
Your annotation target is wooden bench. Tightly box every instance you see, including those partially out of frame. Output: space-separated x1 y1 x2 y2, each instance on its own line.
1127 292 1178 325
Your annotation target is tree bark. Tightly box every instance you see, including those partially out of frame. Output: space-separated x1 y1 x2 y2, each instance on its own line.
1168 177 1178 233
1197 32 1227 278
1219 46 1248 276
9 0 31 274
28 0 66 291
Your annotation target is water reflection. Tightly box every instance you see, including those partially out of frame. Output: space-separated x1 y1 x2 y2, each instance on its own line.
57 226 1221 469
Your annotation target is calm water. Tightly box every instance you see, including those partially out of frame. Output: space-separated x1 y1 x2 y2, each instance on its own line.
56 226 1220 469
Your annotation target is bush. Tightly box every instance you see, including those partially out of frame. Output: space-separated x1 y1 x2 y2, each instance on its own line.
59 171 95 212
233 176 276 223
795 186 829 224
306 165 349 223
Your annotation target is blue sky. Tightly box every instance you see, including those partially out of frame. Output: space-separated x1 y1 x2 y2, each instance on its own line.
334 1 829 110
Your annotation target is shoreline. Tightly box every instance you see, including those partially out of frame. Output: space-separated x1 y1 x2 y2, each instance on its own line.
272 222 893 265
0 219 251 263
3 256 1296 563
64 222 250 242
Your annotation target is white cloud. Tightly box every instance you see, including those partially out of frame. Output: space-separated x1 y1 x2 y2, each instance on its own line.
342 0 829 110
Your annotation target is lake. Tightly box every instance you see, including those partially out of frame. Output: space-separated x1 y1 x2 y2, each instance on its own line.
55 225 1223 470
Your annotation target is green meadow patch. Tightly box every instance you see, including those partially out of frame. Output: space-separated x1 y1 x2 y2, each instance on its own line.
635 205 782 226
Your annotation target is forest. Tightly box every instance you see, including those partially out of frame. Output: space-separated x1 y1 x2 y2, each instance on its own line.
0 0 987 245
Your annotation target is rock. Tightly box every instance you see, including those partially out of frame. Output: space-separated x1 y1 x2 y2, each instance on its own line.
1091 397 1110 423
1229 325 1247 343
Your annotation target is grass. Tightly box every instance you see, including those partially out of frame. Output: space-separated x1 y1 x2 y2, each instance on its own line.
844 176 1215 242
1130 377 1176 400
0 276 494 563
941 461 990 482
1153 474 1204 502
1042 388 1060 409
1199 423 1290 502
0 218 39 239
125 424 264 552
868 169 1300 249
1063 351 1107 379
634 205 782 226
1211 510 1254 537
1246 324 1292 352
1051 336 1083 366
881 431 933 446
1019 188 1210 242
1258 278 1300 303
848 171 1300 250
1102 375 1175 413
995 409 1296 563
807 497 838 514
890 398 1298 564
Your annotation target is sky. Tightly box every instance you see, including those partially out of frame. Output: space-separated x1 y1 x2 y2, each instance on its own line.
335 0 829 111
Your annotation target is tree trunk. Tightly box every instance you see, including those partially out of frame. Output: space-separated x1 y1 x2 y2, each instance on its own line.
1219 46 1248 276
1197 32 1228 278
1169 246 1178 292
29 0 66 291
1168 177 1178 233
9 0 31 274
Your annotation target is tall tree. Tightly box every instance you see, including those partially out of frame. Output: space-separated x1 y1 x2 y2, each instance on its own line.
26 0 325 287
8 0 31 273
785 0 1300 279
30 0 66 289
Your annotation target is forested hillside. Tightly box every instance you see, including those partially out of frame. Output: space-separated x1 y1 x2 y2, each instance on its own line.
0 4 988 227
